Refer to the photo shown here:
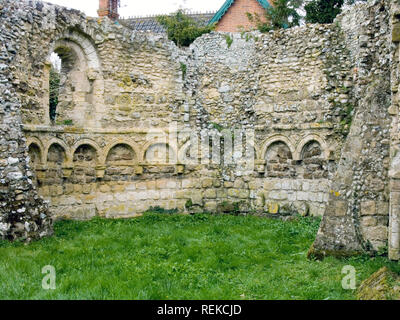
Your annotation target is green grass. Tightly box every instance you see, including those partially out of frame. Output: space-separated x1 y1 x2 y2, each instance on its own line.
0 213 399 300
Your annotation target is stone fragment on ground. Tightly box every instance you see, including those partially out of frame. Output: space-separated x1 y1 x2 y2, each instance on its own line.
357 267 400 300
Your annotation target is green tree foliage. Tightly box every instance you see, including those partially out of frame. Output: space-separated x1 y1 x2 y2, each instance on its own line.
247 0 303 33
305 0 344 24
49 67 60 121
157 10 215 47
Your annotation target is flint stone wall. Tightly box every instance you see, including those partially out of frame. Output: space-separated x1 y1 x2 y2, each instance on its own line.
0 0 397 258
311 0 392 258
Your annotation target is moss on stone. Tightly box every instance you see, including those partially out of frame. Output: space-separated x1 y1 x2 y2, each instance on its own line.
217 201 240 214
185 198 193 209
357 267 400 300
307 243 364 261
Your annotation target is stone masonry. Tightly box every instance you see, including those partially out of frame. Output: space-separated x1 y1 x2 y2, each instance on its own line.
0 0 399 260
310 0 392 258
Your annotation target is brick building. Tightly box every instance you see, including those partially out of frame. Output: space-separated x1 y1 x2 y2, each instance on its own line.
210 0 272 32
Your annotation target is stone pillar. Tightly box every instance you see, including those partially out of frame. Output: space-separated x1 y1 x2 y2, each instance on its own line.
389 179 400 260
0 0 53 242
310 0 392 259
389 1 400 261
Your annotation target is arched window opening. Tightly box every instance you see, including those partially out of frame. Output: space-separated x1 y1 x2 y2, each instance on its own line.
49 43 82 124
49 52 61 122
46 32 103 127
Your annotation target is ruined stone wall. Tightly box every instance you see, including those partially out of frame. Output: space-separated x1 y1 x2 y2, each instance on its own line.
0 0 53 240
311 0 392 257
8 1 186 219
389 0 400 260
0 0 346 223
184 25 353 217
0 0 396 258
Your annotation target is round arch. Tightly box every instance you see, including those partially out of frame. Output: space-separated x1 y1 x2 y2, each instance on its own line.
71 139 101 164
295 135 329 160
45 29 104 127
27 137 45 164
45 138 71 165
143 140 177 164
101 140 141 165
48 29 101 71
260 135 295 160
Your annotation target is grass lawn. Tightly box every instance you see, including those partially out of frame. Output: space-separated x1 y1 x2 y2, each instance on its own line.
0 213 399 300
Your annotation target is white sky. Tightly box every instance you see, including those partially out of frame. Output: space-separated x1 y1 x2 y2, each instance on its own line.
44 0 226 18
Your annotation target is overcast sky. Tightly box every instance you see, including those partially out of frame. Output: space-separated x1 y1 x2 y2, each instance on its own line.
44 0 225 17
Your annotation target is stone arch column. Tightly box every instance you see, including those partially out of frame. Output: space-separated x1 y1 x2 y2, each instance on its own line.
389 153 400 260
295 135 329 160
388 4 400 260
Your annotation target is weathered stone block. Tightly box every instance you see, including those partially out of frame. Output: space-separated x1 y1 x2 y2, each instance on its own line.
204 201 217 212
99 184 111 193
227 188 239 197
268 202 279 214
393 23 400 42
136 182 147 190
390 179 400 191
238 190 250 199
156 179 167 189
112 184 125 193
361 216 377 227
233 179 245 189
362 226 388 241
204 189 217 199
192 193 203 205
182 179 192 188
361 201 376 216
166 181 177 189
224 181 233 188
376 201 389 216
357 267 400 300
264 180 277 190
202 178 213 188
297 191 309 201
334 201 348 217
248 181 260 190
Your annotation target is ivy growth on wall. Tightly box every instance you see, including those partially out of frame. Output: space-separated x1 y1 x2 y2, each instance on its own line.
305 0 344 24
49 66 60 121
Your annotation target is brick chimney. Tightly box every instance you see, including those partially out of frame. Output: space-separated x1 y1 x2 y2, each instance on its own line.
98 0 120 20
